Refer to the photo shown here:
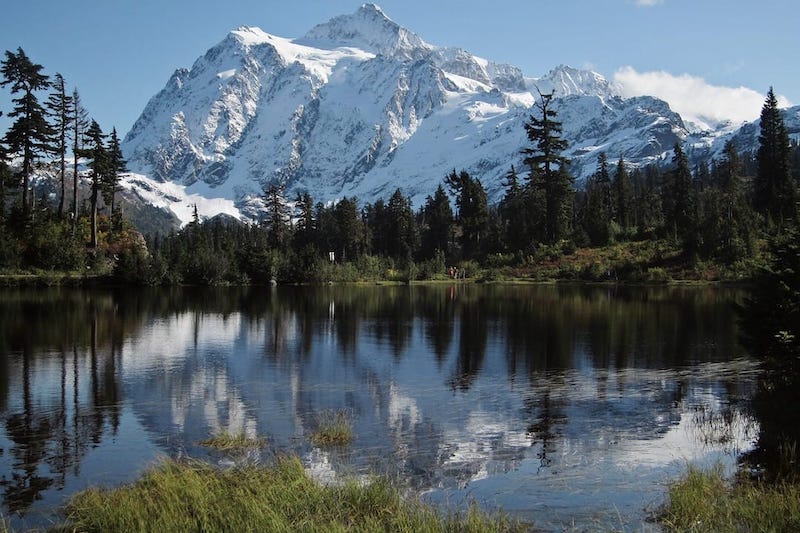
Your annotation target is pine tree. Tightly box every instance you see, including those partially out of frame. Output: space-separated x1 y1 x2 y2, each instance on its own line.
1 48 52 221
262 182 290 249
82 120 107 248
386 188 418 262
584 153 613 246
292 191 316 250
46 73 72 217
445 169 488 259
499 165 529 252
664 143 695 243
754 87 796 226
522 91 573 244
420 184 453 259
104 128 126 216
613 156 632 230
71 88 89 228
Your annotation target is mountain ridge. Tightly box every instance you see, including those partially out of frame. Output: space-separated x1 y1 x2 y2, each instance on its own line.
119 4 797 227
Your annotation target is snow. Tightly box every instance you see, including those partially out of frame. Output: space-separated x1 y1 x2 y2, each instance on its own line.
120 173 242 227
120 4 765 223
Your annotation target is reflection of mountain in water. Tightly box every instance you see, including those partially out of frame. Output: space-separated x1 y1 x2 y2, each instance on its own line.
0 285 759 530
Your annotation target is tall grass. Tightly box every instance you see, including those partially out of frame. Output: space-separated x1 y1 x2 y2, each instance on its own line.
198 431 266 451
63 456 525 532
659 466 800 531
309 409 354 447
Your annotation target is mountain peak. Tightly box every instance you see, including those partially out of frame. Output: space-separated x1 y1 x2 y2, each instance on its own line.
533 65 621 100
299 3 431 58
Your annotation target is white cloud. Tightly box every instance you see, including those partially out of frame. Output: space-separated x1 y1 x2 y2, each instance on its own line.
634 0 663 6
613 66 792 129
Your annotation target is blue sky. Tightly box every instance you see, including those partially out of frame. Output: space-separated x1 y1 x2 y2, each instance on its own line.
1 0 797 135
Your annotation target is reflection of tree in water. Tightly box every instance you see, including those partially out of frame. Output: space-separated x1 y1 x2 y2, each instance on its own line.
525 390 567 472
419 286 455 365
449 299 487 391
0 291 133 514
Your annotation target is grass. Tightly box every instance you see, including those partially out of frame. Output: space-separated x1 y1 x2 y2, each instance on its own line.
309 409 354 447
62 456 526 533
659 465 800 532
198 431 266 451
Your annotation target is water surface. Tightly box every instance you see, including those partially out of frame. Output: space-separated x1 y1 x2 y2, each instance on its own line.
0 285 758 531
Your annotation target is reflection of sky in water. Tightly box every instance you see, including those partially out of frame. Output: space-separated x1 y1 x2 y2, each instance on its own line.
0 286 759 532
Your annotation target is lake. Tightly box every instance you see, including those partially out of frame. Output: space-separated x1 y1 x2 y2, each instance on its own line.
0 284 759 531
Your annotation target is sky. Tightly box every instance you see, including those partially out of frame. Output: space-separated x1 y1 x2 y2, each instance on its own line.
1 0 797 136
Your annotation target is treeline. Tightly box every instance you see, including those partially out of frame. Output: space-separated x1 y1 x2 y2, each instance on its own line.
2 48 799 285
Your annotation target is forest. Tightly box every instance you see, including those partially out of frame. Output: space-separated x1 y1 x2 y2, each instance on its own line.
1 46 799 287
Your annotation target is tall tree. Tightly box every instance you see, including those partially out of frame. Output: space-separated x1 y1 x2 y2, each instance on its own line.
82 120 107 248
499 165 529 252
262 181 290 248
71 88 89 228
419 184 453 259
46 73 72 216
385 188 418 262
664 143 695 243
1 48 52 220
613 156 632 229
332 197 362 262
104 128 126 216
523 90 573 243
445 169 488 259
754 87 796 226
292 191 316 250
584 153 613 246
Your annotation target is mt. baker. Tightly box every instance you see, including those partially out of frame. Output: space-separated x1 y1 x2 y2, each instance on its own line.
120 4 727 225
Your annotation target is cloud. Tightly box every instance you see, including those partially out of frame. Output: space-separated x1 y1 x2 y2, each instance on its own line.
634 0 663 6
613 66 792 128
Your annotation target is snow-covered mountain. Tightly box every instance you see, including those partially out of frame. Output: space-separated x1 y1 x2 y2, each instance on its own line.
119 3 781 227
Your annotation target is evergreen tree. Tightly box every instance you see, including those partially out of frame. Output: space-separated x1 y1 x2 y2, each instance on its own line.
105 128 126 216
584 153 613 246
385 188 418 262
46 73 72 216
754 87 796 225
419 184 453 259
664 143 695 244
292 191 316 250
522 91 573 244
499 165 529 252
445 169 488 259
71 88 89 228
332 197 362 262
82 120 107 248
1 48 52 220
613 156 632 229
262 182 290 249
699 140 756 261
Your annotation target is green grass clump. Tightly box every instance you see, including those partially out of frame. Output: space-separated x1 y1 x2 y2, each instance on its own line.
659 466 800 532
198 431 266 451
63 456 525 532
309 409 354 447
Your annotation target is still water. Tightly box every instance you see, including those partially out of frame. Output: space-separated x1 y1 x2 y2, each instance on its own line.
0 284 758 531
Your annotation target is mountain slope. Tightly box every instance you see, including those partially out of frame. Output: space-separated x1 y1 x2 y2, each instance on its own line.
121 4 713 225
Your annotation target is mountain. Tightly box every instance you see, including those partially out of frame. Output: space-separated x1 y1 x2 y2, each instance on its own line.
119 3 777 227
